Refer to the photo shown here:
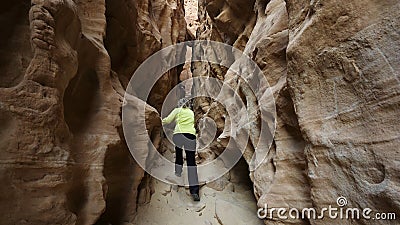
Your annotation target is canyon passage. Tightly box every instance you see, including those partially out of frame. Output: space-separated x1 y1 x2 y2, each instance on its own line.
0 0 399 225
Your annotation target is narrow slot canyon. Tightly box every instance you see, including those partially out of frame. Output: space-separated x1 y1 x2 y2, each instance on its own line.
133 156 260 225
0 0 399 225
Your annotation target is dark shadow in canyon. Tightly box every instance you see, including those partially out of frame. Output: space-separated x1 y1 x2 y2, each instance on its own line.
0 0 31 88
63 69 101 134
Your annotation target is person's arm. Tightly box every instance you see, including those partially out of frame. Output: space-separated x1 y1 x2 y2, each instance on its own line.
162 108 178 125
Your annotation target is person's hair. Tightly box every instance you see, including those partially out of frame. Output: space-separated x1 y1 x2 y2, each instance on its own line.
177 98 190 108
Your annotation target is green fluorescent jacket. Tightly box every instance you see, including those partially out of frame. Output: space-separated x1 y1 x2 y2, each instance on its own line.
162 107 196 135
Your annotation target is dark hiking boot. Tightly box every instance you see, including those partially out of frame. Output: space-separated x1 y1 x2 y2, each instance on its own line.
191 193 200 201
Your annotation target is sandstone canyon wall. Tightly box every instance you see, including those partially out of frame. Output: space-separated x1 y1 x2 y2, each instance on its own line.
0 0 185 224
0 0 399 225
194 0 400 224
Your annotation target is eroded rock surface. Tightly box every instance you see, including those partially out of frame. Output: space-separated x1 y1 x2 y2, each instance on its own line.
194 0 400 224
1 0 399 224
0 0 185 224
286 0 400 223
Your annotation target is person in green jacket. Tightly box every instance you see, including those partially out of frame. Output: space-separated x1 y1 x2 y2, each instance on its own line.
162 98 200 201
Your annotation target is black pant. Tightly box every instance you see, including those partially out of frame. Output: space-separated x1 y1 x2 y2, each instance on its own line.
173 133 199 194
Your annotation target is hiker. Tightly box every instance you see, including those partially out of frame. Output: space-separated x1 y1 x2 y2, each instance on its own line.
162 98 200 201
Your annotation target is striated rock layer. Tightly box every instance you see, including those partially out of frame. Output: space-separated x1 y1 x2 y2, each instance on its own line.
0 0 399 224
195 0 400 224
0 0 186 224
